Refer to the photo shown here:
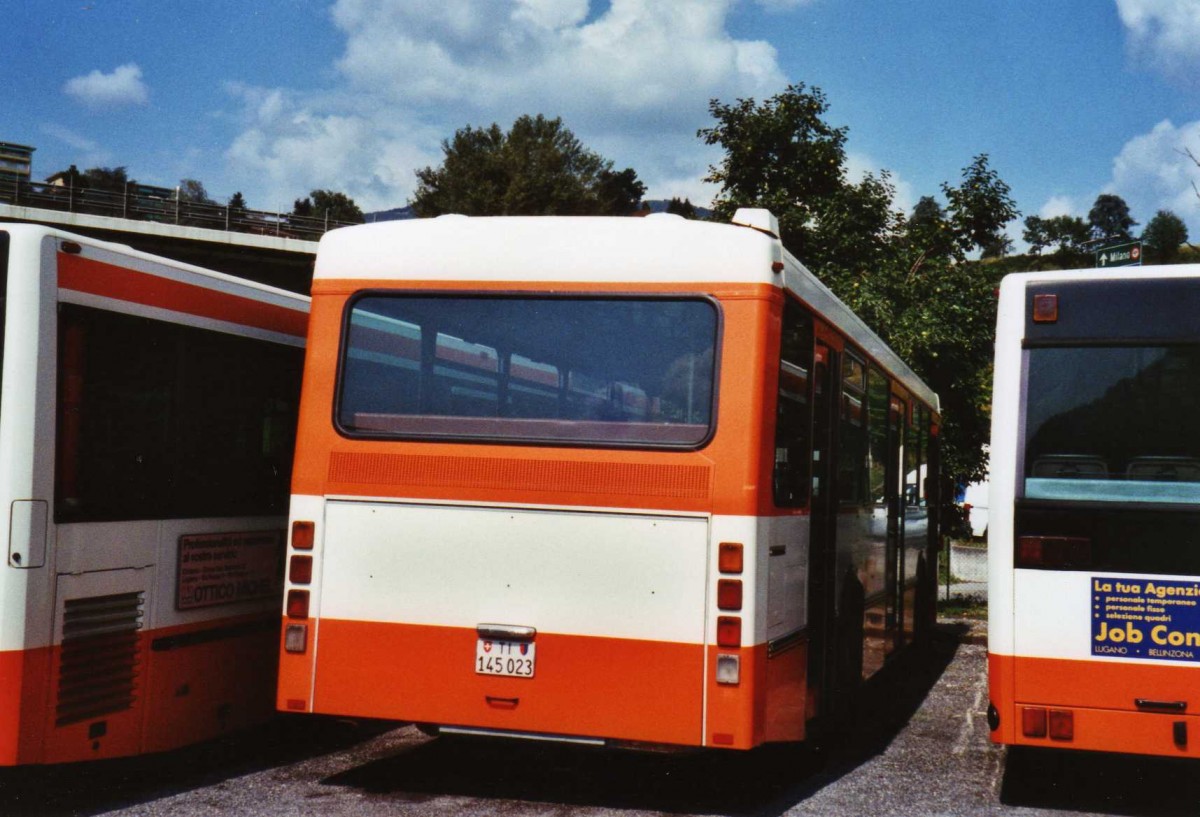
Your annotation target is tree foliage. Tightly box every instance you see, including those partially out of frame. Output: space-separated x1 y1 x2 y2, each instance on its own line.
942 155 1018 256
411 114 645 217
293 189 365 224
1022 214 1092 268
1141 209 1188 263
178 178 214 204
80 165 133 190
665 197 698 218
1088 193 1137 241
700 83 849 266
700 86 1020 483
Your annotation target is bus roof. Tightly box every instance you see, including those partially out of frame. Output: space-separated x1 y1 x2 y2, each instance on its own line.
314 213 939 413
2 222 309 309
315 213 781 285
1000 263 1200 287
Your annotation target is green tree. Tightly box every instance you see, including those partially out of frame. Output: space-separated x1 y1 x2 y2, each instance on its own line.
699 83 848 265
228 191 248 212
1141 209 1188 263
1088 193 1137 242
1022 214 1091 268
81 166 133 192
411 114 644 217
699 84 1011 483
941 154 1018 256
293 189 364 224
178 178 214 204
665 197 698 218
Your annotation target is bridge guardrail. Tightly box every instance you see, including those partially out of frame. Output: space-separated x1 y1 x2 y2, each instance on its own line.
0 178 358 240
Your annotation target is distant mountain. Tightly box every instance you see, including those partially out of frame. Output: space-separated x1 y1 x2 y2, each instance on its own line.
363 201 713 222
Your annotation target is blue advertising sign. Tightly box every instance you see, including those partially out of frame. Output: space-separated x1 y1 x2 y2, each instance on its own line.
1092 576 1200 662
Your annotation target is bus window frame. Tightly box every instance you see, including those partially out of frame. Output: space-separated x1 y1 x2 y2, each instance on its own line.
331 289 725 452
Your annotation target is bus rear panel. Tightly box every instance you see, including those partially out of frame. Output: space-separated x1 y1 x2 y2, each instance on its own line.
990 267 1200 757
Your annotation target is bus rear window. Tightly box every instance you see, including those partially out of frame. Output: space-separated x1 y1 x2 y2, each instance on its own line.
1024 345 1200 504
337 295 719 448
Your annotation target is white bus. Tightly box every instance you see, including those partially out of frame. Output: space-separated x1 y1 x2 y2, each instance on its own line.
278 210 942 750
0 224 308 764
989 264 1200 757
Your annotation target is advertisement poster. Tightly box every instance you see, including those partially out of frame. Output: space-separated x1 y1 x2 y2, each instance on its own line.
176 531 283 610
1092 575 1200 662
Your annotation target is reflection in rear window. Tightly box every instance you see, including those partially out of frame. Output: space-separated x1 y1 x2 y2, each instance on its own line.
337 295 719 447
1024 345 1200 503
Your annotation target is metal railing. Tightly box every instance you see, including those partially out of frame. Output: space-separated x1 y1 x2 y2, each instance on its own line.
0 177 359 241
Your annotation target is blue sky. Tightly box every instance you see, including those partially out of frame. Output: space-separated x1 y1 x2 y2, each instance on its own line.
6 0 1200 245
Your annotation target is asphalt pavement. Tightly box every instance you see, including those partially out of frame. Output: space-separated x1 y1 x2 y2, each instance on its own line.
5 623 1200 816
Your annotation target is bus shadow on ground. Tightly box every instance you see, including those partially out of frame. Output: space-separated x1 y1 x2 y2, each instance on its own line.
323 630 962 816
0 715 389 817
1001 744 1200 817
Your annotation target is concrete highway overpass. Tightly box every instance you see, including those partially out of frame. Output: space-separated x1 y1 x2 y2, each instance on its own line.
0 202 319 294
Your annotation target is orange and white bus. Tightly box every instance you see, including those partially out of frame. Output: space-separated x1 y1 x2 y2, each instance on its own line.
989 265 1200 757
0 224 308 764
279 209 941 750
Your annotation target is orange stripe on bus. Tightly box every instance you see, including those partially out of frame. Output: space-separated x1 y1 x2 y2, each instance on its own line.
57 253 306 338
2 615 278 766
991 652 1200 756
308 619 705 747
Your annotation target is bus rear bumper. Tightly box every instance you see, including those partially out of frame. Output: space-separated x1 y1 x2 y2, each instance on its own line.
998 703 1200 758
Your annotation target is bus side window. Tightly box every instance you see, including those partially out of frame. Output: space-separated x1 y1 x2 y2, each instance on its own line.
838 352 869 505
773 300 813 507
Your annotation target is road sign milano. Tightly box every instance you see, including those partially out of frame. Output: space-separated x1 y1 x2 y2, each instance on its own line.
1096 240 1142 268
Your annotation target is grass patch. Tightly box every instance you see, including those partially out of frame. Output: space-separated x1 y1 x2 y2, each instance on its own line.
938 596 987 619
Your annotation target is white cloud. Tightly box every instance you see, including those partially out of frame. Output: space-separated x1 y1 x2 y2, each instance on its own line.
1116 0 1200 75
1107 118 1200 235
225 0 791 210
224 83 444 211
1039 195 1078 219
63 63 149 110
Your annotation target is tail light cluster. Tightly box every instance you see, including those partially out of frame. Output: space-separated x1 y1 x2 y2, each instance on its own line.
716 542 743 686
1021 706 1074 741
285 520 315 654
1016 536 1091 569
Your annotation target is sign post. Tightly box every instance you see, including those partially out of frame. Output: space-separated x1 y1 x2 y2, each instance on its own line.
1096 240 1142 268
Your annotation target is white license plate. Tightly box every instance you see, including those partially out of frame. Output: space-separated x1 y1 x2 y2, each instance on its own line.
475 638 536 678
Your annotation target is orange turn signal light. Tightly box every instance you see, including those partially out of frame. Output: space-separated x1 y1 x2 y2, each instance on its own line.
718 542 743 574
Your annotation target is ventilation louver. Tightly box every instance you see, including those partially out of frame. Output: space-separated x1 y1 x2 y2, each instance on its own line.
55 592 144 726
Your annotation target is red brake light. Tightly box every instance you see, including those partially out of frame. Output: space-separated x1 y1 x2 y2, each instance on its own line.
1022 707 1047 738
717 616 741 648
1049 709 1074 741
292 520 314 550
1016 536 1091 568
718 542 743 574
289 555 313 585
286 589 310 619
717 579 743 611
